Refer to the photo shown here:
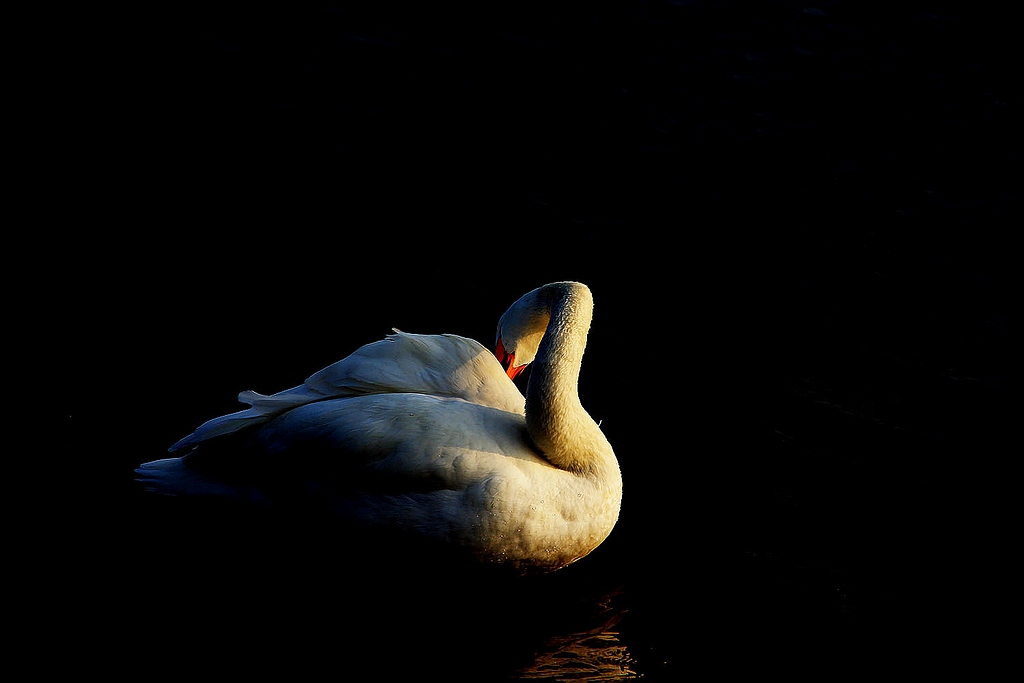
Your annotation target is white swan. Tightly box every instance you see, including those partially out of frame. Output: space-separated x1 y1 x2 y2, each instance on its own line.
136 282 621 572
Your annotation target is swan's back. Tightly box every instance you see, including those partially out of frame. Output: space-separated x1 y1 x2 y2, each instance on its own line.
168 331 525 452
308 332 525 412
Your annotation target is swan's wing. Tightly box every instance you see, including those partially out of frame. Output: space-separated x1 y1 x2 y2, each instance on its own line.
237 395 559 546
142 394 550 527
252 394 545 489
168 331 524 453
304 332 525 412
167 384 331 452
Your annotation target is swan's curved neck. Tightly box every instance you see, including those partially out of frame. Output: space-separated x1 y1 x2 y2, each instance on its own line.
525 282 613 476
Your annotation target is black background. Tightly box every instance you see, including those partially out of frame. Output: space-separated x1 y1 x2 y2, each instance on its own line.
50 1 1015 678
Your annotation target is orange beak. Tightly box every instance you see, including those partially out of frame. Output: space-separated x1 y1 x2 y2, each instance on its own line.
495 337 526 380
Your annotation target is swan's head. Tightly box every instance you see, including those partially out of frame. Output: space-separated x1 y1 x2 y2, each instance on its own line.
495 285 551 380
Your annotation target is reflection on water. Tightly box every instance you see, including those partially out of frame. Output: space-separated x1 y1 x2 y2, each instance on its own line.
514 614 638 680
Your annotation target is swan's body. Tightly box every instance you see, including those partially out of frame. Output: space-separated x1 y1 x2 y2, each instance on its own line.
137 282 621 572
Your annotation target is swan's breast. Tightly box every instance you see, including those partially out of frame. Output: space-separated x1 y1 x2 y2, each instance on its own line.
456 452 621 570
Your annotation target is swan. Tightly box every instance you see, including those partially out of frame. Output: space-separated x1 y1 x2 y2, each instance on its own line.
136 281 621 572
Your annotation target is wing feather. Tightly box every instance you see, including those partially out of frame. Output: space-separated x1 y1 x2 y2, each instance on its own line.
168 331 524 452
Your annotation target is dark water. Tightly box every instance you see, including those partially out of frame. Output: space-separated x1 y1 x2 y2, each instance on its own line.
57 2 1014 679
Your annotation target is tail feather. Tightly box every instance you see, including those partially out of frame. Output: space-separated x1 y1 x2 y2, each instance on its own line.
167 384 329 452
135 457 269 503
135 457 214 496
